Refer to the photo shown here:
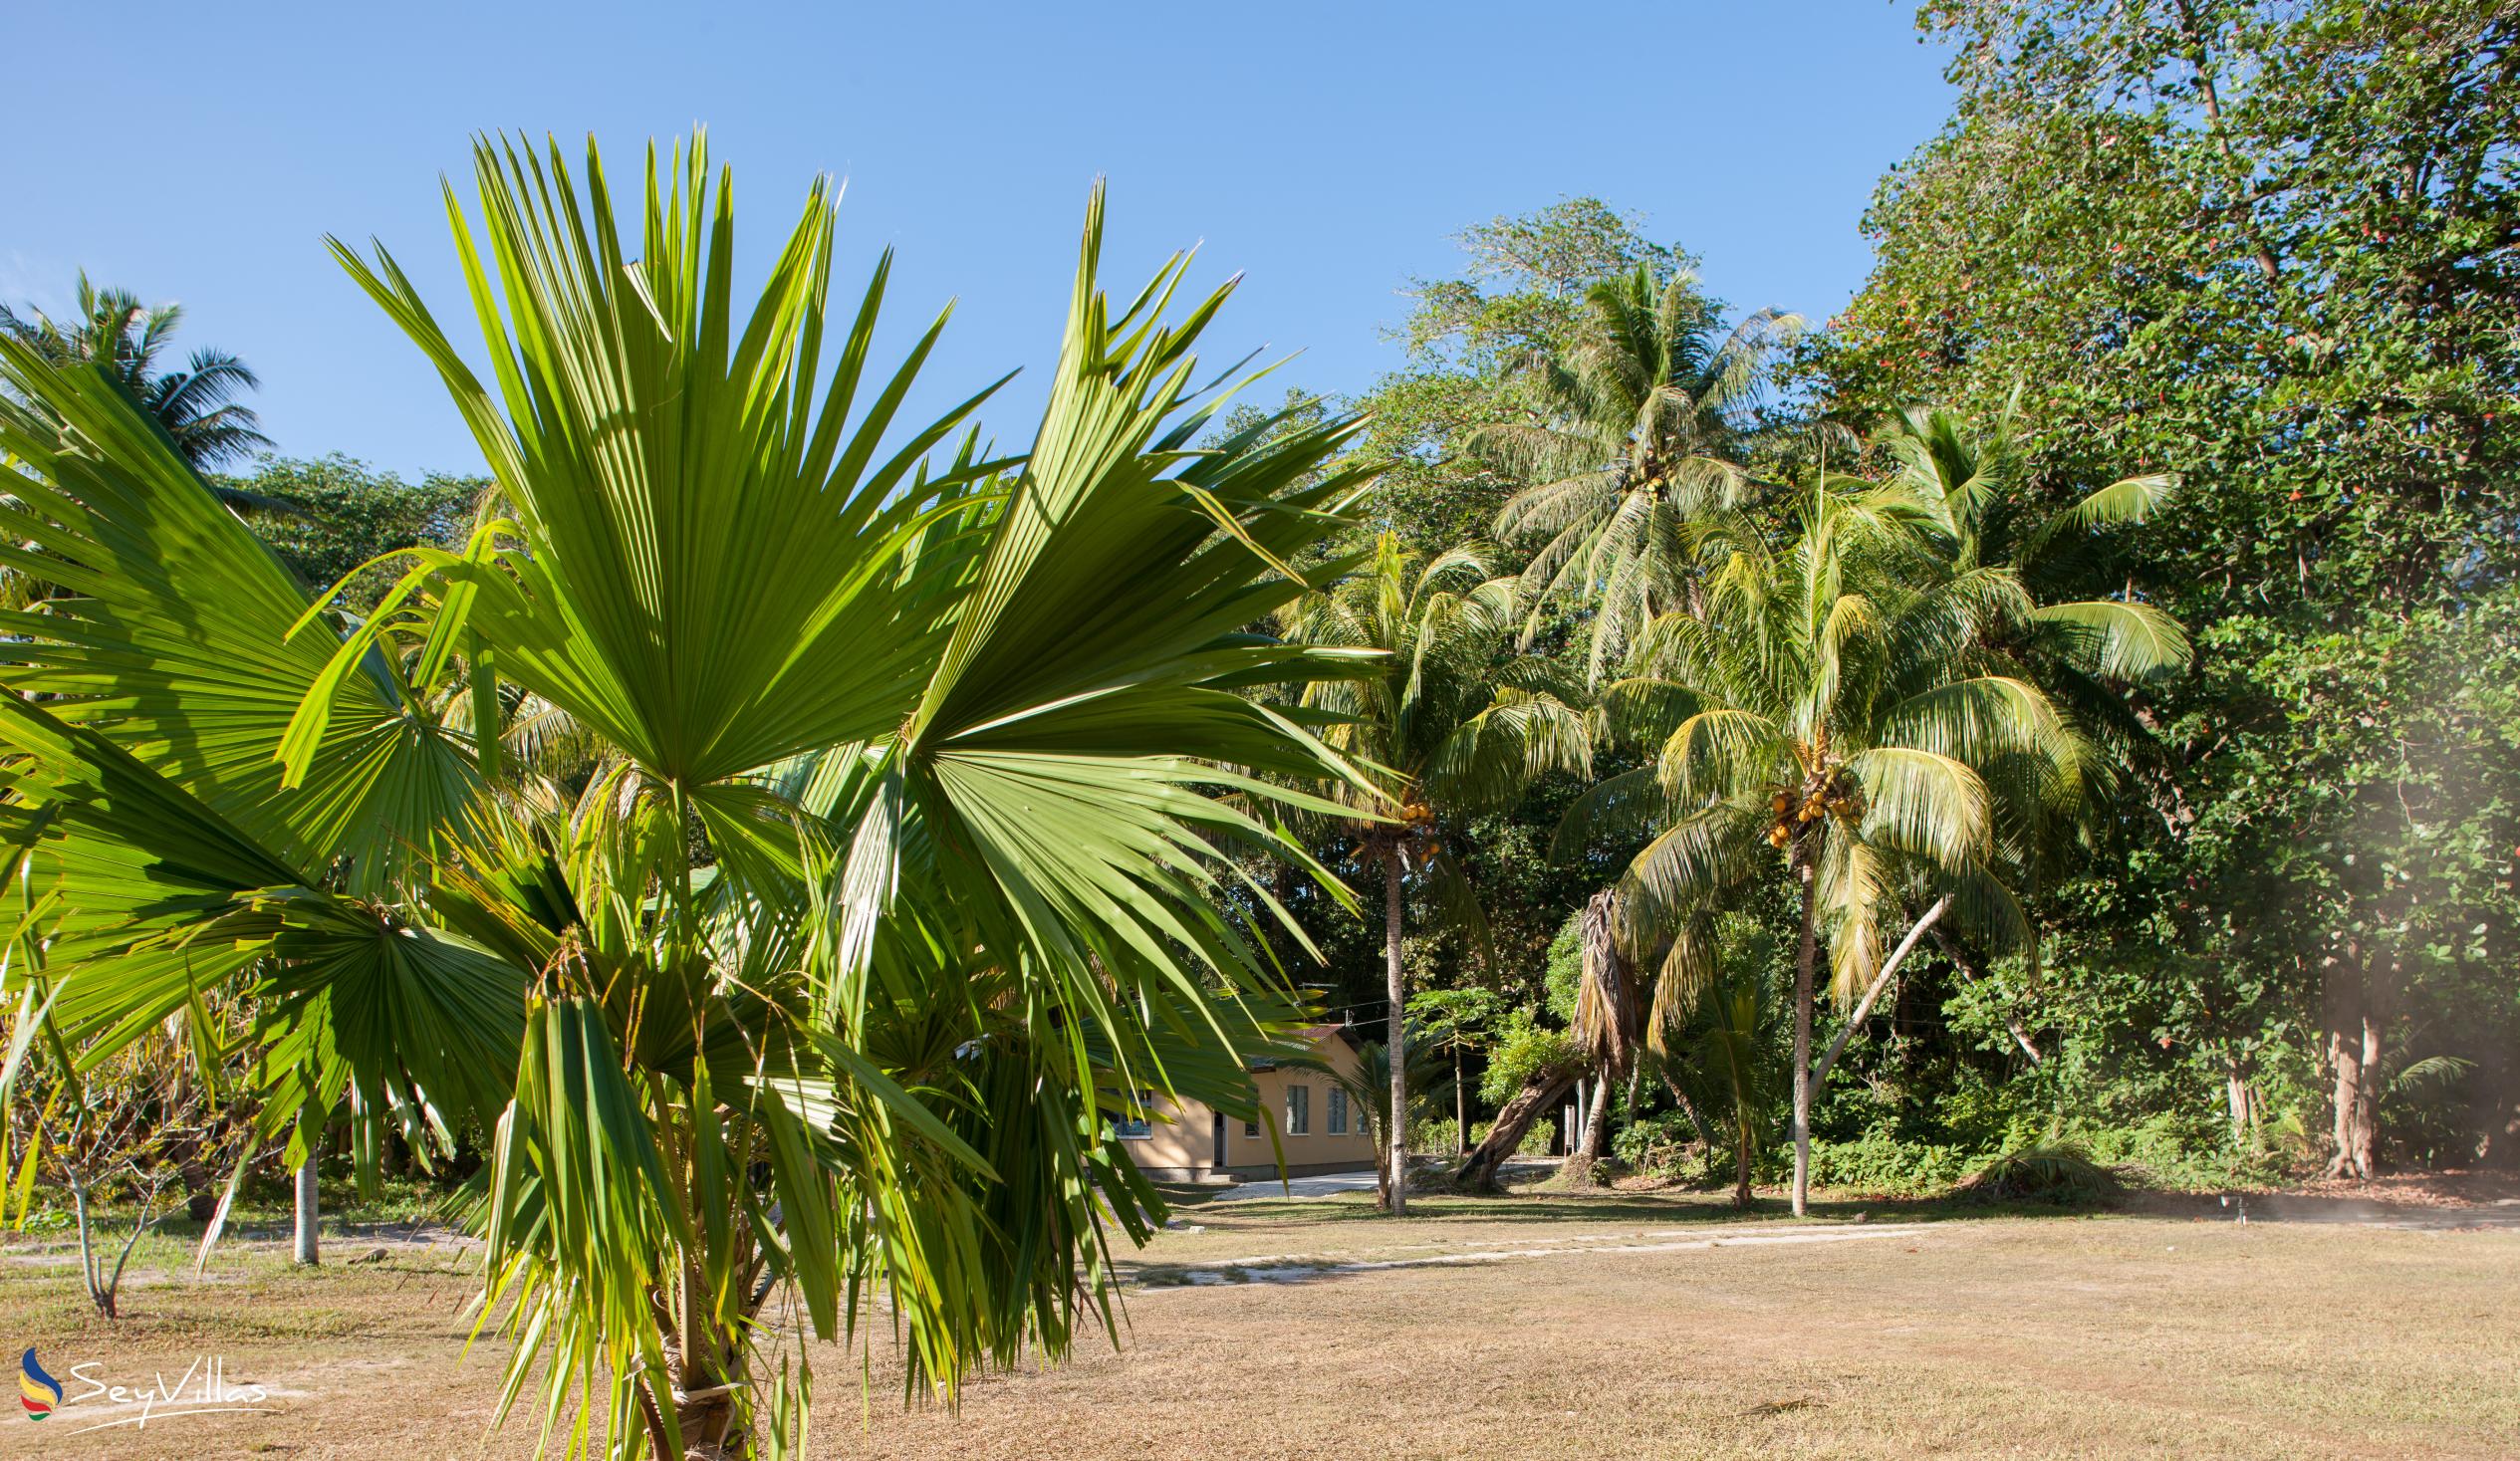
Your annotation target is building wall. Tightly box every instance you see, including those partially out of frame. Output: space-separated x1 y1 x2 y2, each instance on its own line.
1116 1030 1382 1180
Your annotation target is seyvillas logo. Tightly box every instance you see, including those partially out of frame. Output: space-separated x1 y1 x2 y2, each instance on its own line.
15 1351 274 1434
19 1348 62 1419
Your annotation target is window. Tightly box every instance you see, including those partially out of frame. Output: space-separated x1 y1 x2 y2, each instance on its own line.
1110 1091 1155 1141
1327 1087 1349 1135
1243 1117 1259 1138
1285 1084 1311 1136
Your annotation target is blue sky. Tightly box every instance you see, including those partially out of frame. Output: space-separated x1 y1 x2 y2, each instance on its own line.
4 1 1954 478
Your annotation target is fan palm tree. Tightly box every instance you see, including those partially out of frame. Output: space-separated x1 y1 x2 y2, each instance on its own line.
0 134 1386 1459
1563 474 2074 1215
1475 263 1800 682
0 272 273 470
1281 536 1589 1212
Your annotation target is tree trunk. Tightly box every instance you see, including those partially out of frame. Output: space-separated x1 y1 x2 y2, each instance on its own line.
1566 1072 1613 1187
2224 1054 2256 1148
1733 1121 1754 1208
1790 858 1819 1217
2326 938 2380 1179
1656 1067 1718 1150
1455 1070 1576 1192
1383 849 1408 1215
1809 896 1947 1094
292 1159 320 1267
1454 1046 1467 1156
2349 1008 2382 1174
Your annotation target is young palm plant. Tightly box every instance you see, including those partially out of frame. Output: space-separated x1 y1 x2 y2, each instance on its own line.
1668 953 1780 1209
1280 535 1588 1212
1563 474 2071 1215
1475 263 1800 682
1322 1038 1443 1209
0 134 1386 1459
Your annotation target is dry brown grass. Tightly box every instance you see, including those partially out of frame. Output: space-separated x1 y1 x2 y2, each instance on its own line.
4 1187 2515 1459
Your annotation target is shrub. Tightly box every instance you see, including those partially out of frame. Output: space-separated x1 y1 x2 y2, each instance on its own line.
1806 1130 1973 1195
1611 1111 1703 1175
1955 1141 2120 1206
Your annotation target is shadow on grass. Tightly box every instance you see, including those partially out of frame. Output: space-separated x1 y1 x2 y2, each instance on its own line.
1154 1179 2118 1230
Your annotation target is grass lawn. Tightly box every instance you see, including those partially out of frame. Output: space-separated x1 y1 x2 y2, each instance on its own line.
3 1185 2514 1459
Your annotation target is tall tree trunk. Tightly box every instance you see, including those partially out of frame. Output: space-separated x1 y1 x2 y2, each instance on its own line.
292 1159 320 1267
1454 1045 1467 1156
2326 937 2380 1179
1790 858 1819 1217
1383 848 1408 1215
1454 1070 1577 1192
1734 1120 1754 1208
2224 1053 2256 1148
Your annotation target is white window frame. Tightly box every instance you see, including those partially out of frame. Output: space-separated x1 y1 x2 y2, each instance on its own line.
1285 1083 1311 1136
1327 1086 1349 1135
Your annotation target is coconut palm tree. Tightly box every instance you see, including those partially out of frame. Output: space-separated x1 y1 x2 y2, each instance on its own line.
1475 263 1800 682
1869 399 2188 1032
1562 473 2074 1216
0 134 1386 1458
0 273 273 470
1281 536 1590 1212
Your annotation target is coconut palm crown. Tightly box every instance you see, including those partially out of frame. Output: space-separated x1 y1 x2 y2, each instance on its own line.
1476 263 1801 681
0 272 274 471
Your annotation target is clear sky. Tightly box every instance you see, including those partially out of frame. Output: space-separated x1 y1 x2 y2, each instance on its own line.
4 1 1955 478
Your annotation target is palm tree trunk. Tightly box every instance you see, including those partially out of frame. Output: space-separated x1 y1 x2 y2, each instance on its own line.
1790 858 1819 1217
2326 935 2380 1179
1454 1045 1467 1156
1383 848 1408 1215
292 1158 320 1267
1569 1074 1612 1187
1734 1119 1754 1208
1809 896 1947 1093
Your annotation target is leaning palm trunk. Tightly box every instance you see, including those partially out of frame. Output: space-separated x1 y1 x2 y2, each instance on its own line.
292 1160 319 1268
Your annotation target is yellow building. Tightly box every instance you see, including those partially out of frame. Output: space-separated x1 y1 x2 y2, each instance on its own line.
1114 1024 1381 1180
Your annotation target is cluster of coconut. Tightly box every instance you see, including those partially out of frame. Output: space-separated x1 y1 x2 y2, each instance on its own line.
1765 773 1865 850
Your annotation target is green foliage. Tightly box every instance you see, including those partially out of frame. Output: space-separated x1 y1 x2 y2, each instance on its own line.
0 133 1390 1456
1346 199 1684 552
1805 1131 1976 1196
1807 0 2520 1171
232 455 483 609
1543 908 1584 1024
1609 1108 1701 1173
1478 1010 1580 1105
